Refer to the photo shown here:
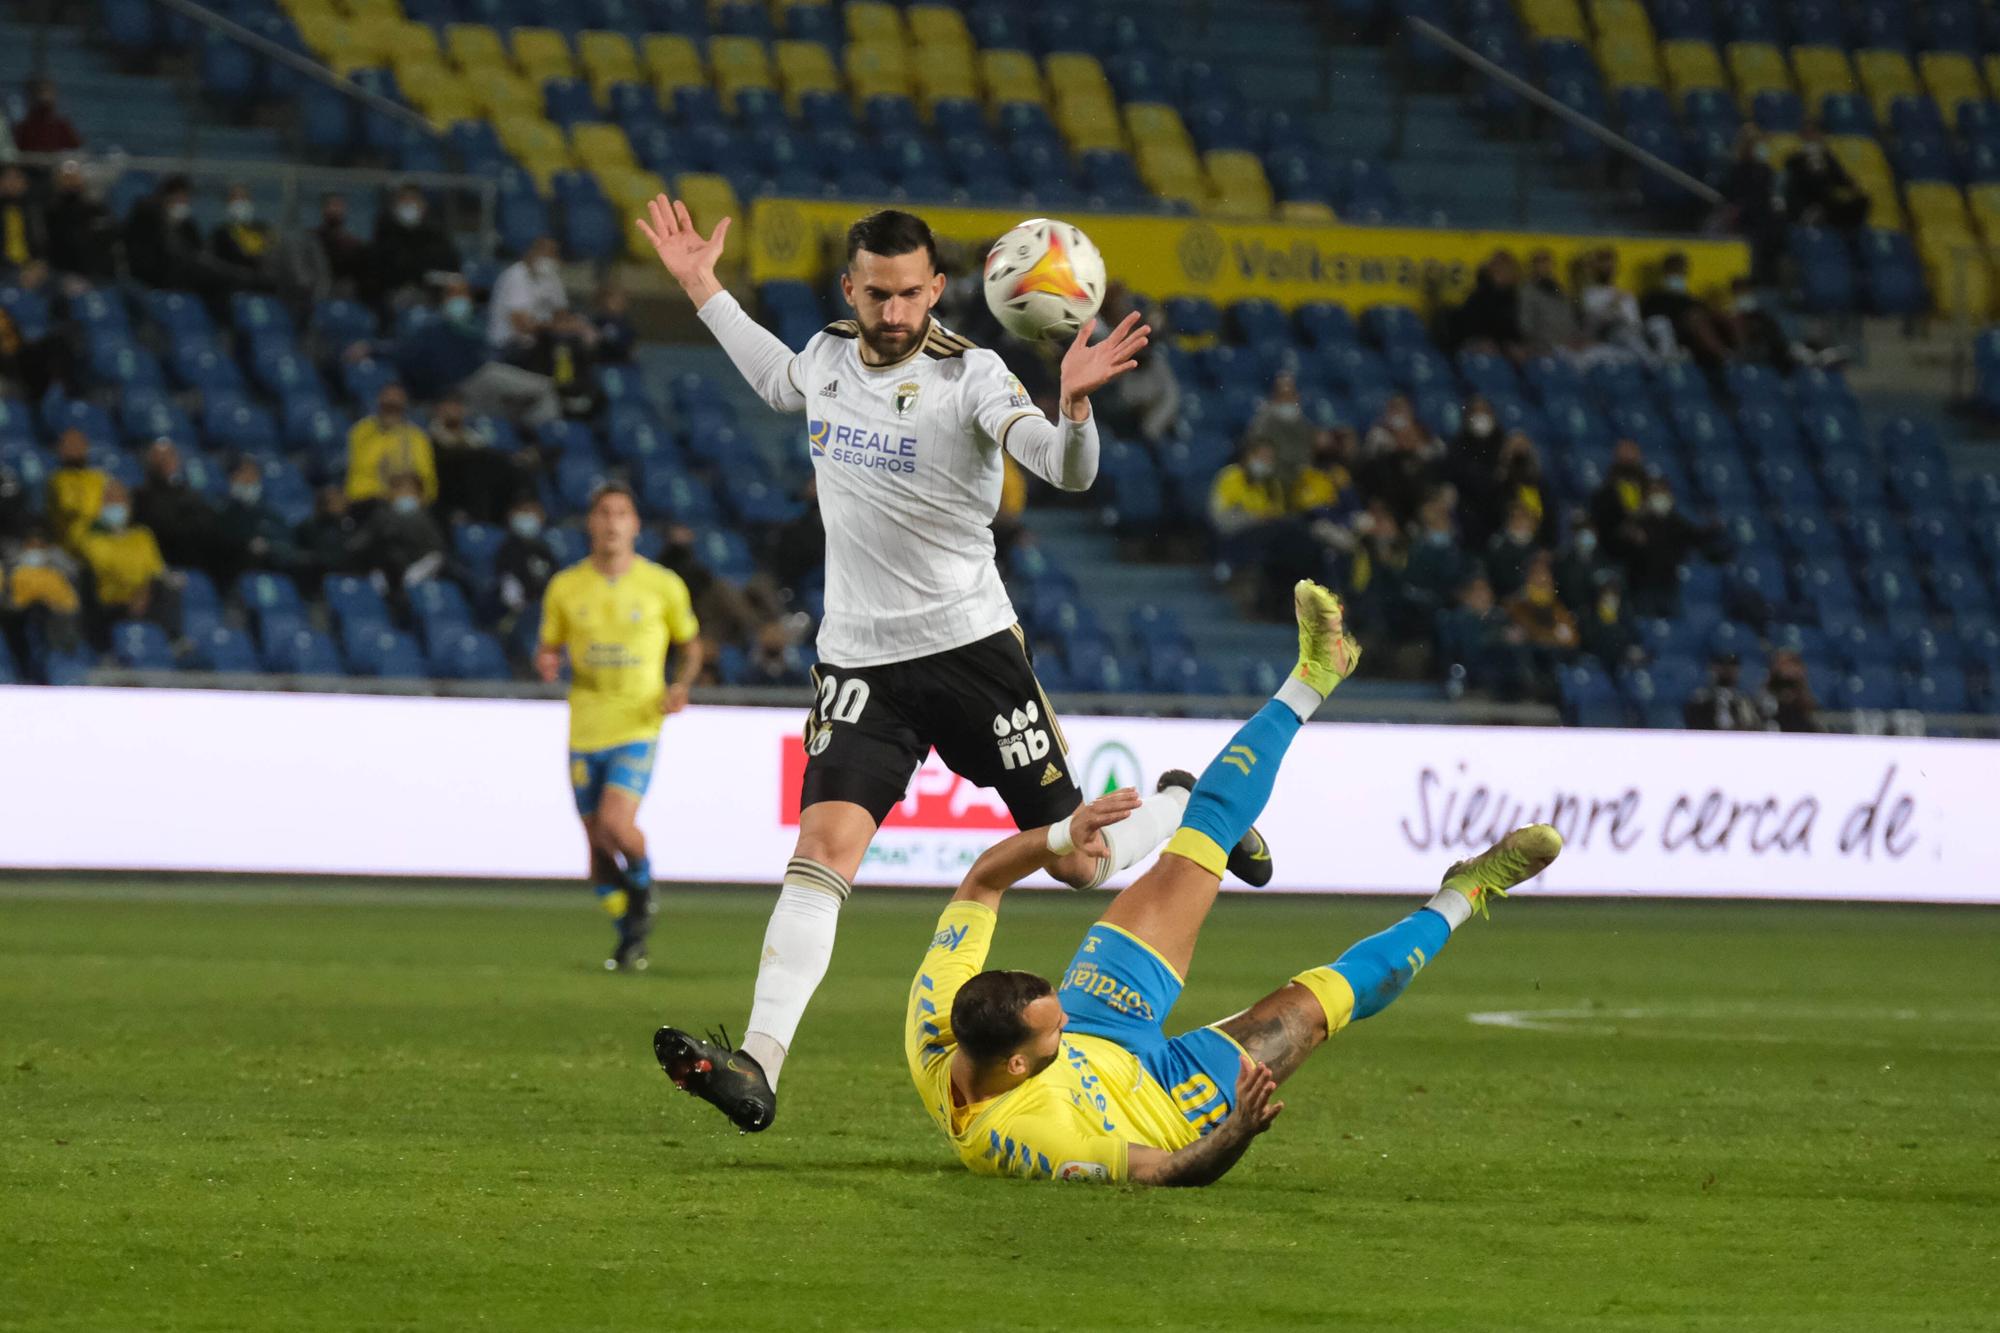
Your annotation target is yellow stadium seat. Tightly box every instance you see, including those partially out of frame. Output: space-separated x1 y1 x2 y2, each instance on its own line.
1045 52 1113 104
1517 0 1588 43
1790 46 1856 104
846 42 912 99
1661 41 1725 97
578 31 641 99
1277 200 1338 223
845 1 905 47
981 49 1045 107
1726 42 1793 109
1588 0 1656 46
495 115 571 187
445 23 508 72
672 173 743 262
308 19 391 75
774 41 842 112
1906 181 1971 234
1970 183 2000 244
472 71 541 119
511 27 575 83
1825 135 1901 229
1917 231 1988 316
710 35 776 98
408 80 479 127
915 51 979 108
643 34 706 95
908 3 973 53
343 0 400 20
1987 54 2000 103
1919 51 1984 117
1598 32 1663 88
1125 102 1195 154
1855 48 1919 123
1058 100 1125 153
1204 149 1274 220
388 20 442 66
570 123 638 176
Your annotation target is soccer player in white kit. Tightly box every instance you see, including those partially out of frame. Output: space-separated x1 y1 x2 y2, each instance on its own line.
634 195 1261 1132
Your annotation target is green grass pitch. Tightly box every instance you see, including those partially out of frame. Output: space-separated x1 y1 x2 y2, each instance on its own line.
3 880 1996 1331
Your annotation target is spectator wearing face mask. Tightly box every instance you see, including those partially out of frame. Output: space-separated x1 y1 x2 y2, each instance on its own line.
1624 476 1724 617
0 166 46 272
1641 252 1732 370
355 275 560 430
1783 125 1868 234
133 439 215 571
1518 249 1584 358
1402 490 1467 625
1208 439 1288 539
46 159 113 280
297 484 361 582
345 383 436 508
1360 395 1442 527
214 456 302 583
1722 129 1786 285
488 235 571 359
588 283 636 363
48 428 106 552
370 185 458 306
314 193 369 295
1555 514 1615 609
1502 551 1579 677
429 392 539 525
1291 427 1359 518
354 471 447 590
1447 395 1503 510
1684 652 1764 730
78 479 176 632
122 175 204 290
1719 278 1804 372
1589 438 1651 569
1483 500 1545 599
209 183 272 275
1579 573 1643 670
2 523 83 669
1434 573 1532 701
495 496 557 627
1763 649 1822 732
1242 370 1317 477
1576 247 1660 366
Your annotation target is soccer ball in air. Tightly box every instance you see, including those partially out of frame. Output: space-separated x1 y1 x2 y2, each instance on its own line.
982 218 1107 341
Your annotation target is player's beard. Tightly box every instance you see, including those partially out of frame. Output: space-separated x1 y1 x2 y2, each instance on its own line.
857 312 928 364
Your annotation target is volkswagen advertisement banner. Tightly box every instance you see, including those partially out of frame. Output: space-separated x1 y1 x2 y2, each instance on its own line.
0 687 1988 903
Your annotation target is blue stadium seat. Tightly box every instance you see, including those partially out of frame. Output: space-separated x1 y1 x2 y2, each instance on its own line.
322 574 390 634
346 626 428 679
454 523 506 586
110 619 175 671
264 627 346 676
187 623 261 673
429 627 512 681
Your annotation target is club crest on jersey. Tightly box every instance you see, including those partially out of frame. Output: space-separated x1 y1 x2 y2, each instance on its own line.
894 381 921 416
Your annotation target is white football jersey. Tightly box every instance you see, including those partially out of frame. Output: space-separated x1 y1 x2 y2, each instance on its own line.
787 319 1040 667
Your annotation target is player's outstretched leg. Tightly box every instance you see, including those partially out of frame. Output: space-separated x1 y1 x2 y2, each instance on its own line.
1215 824 1564 1080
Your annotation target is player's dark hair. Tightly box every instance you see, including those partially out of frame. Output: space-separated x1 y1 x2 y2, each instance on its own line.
951 970 1055 1064
587 480 639 514
846 209 939 273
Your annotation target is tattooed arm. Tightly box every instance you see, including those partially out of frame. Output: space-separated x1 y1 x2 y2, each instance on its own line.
1126 1058 1284 1187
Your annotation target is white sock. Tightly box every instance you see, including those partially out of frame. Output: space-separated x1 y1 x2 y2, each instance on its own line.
1424 887 1473 932
741 860 849 1088
1088 786 1191 886
1276 674 1325 723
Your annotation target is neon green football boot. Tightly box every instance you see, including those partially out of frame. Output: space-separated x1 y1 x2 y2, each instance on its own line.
1440 824 1565 918
1292 579 1362 696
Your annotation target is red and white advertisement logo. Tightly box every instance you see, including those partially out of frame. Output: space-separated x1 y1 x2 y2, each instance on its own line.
778 739 1015 830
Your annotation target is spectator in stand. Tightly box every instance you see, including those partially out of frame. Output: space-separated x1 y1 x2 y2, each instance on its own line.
297 484 360 581
353 471 446 589
1484 431 1554 549
1717 277 1802 372
13 79 82 155
1517 248 1583 358
208 183 272 279
214 456 302 583
1360 395 1442 527
1242 370 1318 477
1625 476 1722 617
1502 551 1578 676
1449 249 1526 357
0 166 46 271
1783 125 1868 234
487 235 571 359
1435 573 1531 700
496 495 557 630
124 176 257 301
1578 572 1643 671
746 618 806 685
2 523 83 666
429 391 538 525
1576 247 1659 365
45 160 113 280
78 479 175 633
359 275 560 429
1641 252 1733 369
1291 426 1360 518
1445 397 1503 531
1484 500 1546 599
587 282 636 363
1555 513 1616 609
370 184 457 306
133 439 214 571
1207 438 1289 541
0 456 24 546
1722 128 1786 285
314 193 370 296
1763 650 1822 732
1096 286 1179 445
344 383 436 508
1343 495 1408 641
48 428 106 551
1401 490 1466 632
0 280 71 400
1590 438 1652 570
1683 652 1765 730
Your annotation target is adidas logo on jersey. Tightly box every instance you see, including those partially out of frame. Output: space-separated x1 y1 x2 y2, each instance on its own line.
1039 763 1063 787
992 700 1052 772
819 379 839 398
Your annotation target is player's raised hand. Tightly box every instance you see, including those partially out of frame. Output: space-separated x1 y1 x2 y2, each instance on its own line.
1229 1056 1285 1138
1070 786 1141 859
1057 311 1151 418
635 194 730 306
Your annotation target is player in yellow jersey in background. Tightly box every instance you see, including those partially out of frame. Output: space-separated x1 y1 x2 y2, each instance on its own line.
537 482 704 972
898 582 1563 1184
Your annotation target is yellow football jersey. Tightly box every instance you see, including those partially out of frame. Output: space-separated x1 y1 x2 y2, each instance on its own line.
906 902 1204 1183
538 558 700 751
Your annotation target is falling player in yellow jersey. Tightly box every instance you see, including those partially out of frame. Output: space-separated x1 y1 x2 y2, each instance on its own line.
889 583 1560 1183
537 482 704 971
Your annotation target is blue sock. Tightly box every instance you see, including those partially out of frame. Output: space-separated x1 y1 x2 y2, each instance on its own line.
625 854 652 890
1179 701 1302 855
1330 908 1453 1021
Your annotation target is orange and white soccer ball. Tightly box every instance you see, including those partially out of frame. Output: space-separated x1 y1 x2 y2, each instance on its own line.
982 218 1107 341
